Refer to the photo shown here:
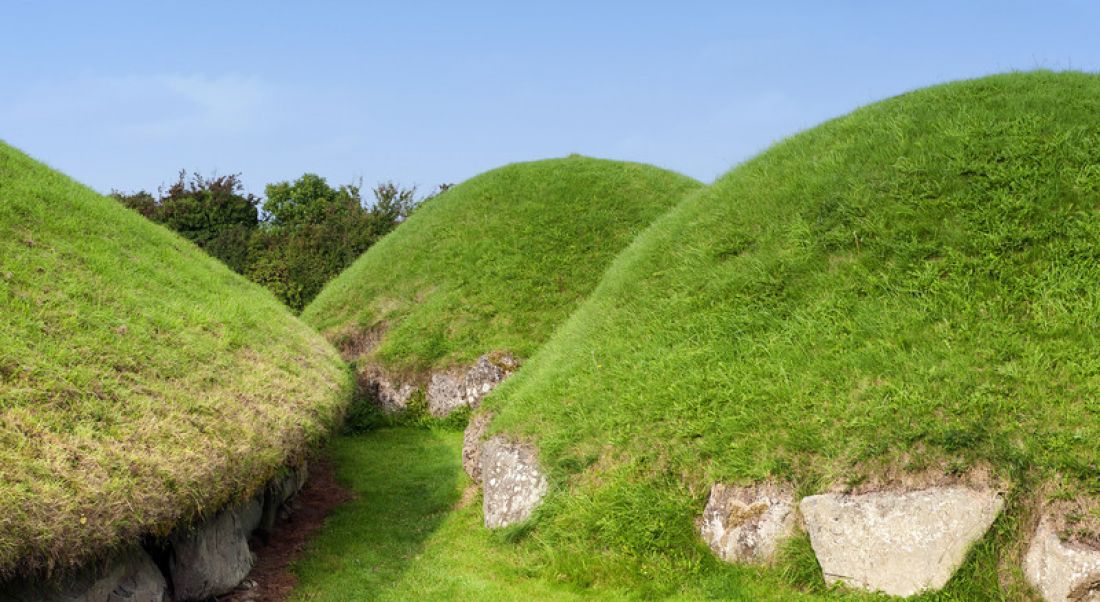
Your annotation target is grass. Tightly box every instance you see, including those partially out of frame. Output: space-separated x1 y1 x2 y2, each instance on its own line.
477 71 1100 596
294 428 1026 600
302 155 701 375
0 141 352 579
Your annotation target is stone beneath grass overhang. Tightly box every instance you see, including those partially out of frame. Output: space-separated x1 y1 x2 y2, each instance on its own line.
800 486 1003 597
1025 516 1100 601
427 353 518 417
0 547 165 602
361 366 416 413
169 503 255 601
699 483 796 564
480 435 548 528
463 412 494 483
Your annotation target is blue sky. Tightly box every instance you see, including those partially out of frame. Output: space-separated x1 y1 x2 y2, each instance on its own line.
1 1 1097 197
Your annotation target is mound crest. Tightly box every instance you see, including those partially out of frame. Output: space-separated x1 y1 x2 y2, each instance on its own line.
484 72 1100 595
303 155 701 415
0 142 350 579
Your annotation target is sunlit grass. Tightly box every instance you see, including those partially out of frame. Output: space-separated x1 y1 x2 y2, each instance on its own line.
0 141 352 578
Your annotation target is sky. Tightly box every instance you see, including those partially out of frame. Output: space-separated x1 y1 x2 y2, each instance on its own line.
1 1 1098 198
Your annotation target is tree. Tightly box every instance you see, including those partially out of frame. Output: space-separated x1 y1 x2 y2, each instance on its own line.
112 171 260 273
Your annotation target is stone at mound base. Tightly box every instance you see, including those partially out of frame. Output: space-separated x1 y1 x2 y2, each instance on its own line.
699 483 796 564
1025 517 1100 601
361 367 416 413
427 354 517 417
463 412 493 483
800 486 1003 597
169 504 255 601
0 548 165 602
480 435 548 528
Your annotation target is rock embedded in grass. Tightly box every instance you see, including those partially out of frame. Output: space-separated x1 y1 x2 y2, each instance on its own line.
800 486 1003 597
463 412 494 483
1025 516 1100 602
169 505 256 601
699 483 796 564
480 436 548 528
0 547 166 602
427 353 518 417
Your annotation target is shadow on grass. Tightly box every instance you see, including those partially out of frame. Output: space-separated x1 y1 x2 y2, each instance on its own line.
289 427 462 601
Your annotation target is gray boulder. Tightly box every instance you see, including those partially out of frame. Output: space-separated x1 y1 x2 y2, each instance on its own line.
427 371 465 417
1025 517 1100 601
480 435 548 528
0 548 165 602
800 486 1003 597
462 412 493 483
699 483 796 564
361 367 416 413
427 353 518 417
169 505 254 601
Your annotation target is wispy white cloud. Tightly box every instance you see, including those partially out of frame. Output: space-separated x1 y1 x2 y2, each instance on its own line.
1 73 277 142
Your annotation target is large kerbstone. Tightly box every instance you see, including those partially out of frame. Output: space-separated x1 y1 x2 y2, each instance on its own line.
0 548 166 602
169 505 255 601
462 412 493 483
361 367 415 413
480 436 548 528
800 486 1003 597
699 483 796 564
1025 517 1100 601
427 354 517 417
427 371 465 417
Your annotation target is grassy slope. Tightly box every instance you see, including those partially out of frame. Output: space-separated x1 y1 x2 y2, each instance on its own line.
0 142 351 578
482 71 1100 596
302 156 701 374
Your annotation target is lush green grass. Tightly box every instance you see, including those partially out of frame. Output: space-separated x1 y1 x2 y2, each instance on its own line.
302 156 701 374
290 428 827 601
0 142 352 578
295 428 1023 600
478 71 1100 596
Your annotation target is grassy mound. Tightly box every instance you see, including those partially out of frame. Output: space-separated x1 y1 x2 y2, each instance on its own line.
302 156 701 375
0 142 351 578
484 71 1100 595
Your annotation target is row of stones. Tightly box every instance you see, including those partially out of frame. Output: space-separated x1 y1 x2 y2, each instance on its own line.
366 353 518 417
1 466 307 602
463 417 1100 601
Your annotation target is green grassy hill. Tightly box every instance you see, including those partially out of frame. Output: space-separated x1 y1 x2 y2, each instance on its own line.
481 71 1100 597
302 156 701 376
0 142 351 579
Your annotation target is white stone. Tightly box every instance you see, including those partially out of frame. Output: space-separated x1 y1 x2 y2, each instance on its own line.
427 354 518 417
1025 517 1100 601
700 483 796 564
800 486 1003 597
462 412 493 483
480 436 548 528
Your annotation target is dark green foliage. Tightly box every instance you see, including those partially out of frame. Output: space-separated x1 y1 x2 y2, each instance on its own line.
113 171 260 272
114 172 434 311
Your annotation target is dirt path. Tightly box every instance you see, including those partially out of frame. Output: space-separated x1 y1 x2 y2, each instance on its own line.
223 458 353 602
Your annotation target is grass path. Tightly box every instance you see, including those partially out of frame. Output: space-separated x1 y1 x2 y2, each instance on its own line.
289 428 636 601
288 428 906 601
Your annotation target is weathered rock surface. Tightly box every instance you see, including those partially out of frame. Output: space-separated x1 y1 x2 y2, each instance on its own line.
361 367 416 413
427 371 466 416
1025 517 1100 602
800 486 1003 597
427 354 518 417
480 435 548 528
463 412 494 483
699 483 796 564
0 548 165 602
169 504 255 601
